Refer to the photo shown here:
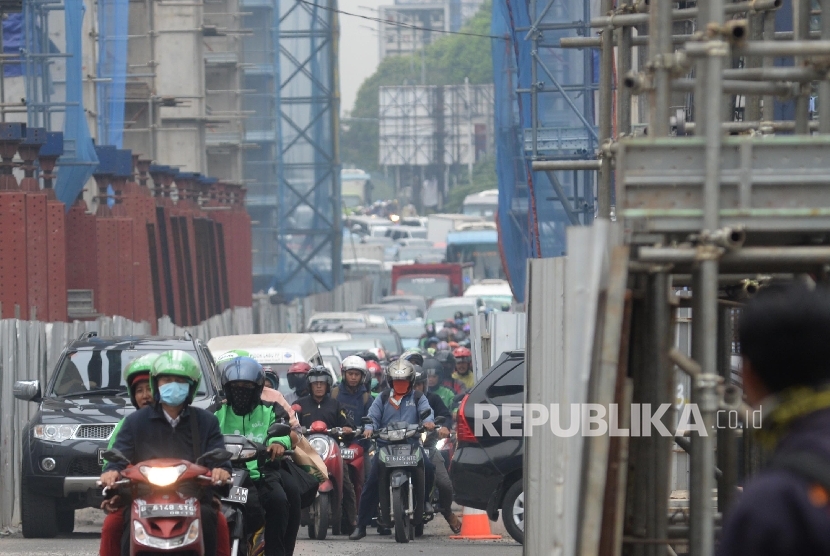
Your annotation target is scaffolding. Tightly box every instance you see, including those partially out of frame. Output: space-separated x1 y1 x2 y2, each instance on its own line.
521 0 830 553
259 0 341 299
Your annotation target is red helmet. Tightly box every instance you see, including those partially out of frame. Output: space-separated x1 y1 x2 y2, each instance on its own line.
288 361 311 375
366 360 383 376
453 347 472 362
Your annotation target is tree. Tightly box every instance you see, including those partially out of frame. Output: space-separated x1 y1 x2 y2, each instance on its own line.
341 1 493 172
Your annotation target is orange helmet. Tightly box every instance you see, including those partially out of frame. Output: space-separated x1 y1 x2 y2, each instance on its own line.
453 346 472 362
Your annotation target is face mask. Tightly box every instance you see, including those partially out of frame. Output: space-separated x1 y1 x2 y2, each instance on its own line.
159 381 190 406
229 384 256 416
371 378 379 389
392 380 410 396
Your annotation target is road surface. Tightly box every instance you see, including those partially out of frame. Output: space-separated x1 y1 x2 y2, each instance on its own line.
0 509 522 556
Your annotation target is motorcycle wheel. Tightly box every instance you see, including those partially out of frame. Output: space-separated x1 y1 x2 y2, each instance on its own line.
308 494 330 540
392 487 409 543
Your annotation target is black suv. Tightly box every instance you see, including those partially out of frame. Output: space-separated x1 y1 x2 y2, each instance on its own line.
14 333 222 538
450 350 524 544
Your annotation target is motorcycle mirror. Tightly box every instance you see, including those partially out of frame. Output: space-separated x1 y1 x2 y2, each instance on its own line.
196 448 232 466
267 422 291 439
102 449 129 465
291 404 302 413
361 416 372 425
419 409 431 421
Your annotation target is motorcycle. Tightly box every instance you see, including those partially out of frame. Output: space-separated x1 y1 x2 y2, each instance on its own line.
102 422 290 556
300 420 346 539
333 428 365 533
221 424 293 556
363 411 443 543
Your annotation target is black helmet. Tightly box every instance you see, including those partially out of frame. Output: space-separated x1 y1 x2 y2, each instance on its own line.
401 349 424 367
263 366 279 390
307 365 333 393
413 364 427 386
422 356 442 377
221 356 265 416
435 349 456 376
356 350 380 364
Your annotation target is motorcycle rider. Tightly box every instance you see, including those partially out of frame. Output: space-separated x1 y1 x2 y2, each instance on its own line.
295 366 359 533
413 366 462 534
285 362 311 404
331 356 373 426
418 320 437 349
349 358 436 540
214 356 298 556
452 346 475 394
423 356 455 410
435 350 458 391
365 360 384 398
100 350 231 556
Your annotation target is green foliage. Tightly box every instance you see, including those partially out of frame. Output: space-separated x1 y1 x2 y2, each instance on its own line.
341 1 493 172
443 154 497 213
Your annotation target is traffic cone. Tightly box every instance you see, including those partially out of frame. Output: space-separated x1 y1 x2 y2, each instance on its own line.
449 506 502 540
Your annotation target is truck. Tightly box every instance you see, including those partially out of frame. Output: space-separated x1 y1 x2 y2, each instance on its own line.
446 228 506 281
426 213 488 245
341 168 372 208
390 262 473 304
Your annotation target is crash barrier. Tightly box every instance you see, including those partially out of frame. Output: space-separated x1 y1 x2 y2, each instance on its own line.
0 277 374 529
449 506 502 540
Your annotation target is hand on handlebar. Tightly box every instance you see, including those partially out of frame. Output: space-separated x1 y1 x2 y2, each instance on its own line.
423 421 436 431
341 426 353 435
211 468 231 485
99 470 121 488
438 426 450 439
267 443 285 461
363 428 373 439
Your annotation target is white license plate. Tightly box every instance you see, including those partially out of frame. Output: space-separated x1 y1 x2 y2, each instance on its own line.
341 449 356 460
222 486 248 504
138 504 197 518
386 455 418 466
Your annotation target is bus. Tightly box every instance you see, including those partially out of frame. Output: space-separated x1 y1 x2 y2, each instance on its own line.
341 168 372 208
445 229 505 282
462 189 498 218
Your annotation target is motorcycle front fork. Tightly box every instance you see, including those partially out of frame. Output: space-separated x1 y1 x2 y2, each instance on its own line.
389 478 415 518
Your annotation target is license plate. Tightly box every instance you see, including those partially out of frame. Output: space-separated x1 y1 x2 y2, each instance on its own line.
341 449 356 460
97 448 105 465
386 455 418 466
221 486 248 504
138 504 197 518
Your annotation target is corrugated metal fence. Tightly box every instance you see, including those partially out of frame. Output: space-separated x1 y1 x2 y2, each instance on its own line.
0 278 373 529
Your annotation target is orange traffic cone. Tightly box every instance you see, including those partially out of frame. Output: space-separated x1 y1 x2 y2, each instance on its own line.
449 506 502 540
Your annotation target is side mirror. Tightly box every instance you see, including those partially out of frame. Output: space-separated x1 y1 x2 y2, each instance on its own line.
361 416 372 425
14 380 41 403
267 423 291 439
102 449 129 465
291 404 302 413
419 408 431 421
196 448 232 467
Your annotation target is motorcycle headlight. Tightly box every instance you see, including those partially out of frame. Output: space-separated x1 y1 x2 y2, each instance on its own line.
34 424 79 443
224 444 258 462
309 437 330 460
435 438 447 450
380 429 406 442
139 464 187 487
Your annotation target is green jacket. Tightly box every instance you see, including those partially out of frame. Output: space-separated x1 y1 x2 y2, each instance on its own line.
214 404 292 480
429 385 455 410
102 418 126 470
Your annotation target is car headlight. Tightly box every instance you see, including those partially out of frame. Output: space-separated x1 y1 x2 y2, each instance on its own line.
309 437 330 460
139 464 187 487
34 424 79 443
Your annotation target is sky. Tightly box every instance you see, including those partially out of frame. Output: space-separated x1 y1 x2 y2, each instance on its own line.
338 0 386 115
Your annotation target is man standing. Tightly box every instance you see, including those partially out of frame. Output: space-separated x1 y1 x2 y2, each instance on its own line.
718 283 830 555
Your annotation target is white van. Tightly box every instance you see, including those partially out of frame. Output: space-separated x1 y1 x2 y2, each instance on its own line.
207 333 325 404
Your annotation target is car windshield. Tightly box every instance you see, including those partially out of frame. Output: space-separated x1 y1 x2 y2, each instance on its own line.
427 304 476 322
389 321 425 340
320 339 380 359
350 330 401 357
362 306 421 321
395 275 450 299
51 348 207 398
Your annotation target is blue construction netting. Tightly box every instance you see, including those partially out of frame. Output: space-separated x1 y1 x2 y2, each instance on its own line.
96 0 129 147
3 15 23 77
492 0 598 302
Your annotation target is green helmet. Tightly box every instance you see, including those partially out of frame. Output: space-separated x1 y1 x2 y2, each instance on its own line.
150 350 202 404
124 353 159 407
215 349 250 364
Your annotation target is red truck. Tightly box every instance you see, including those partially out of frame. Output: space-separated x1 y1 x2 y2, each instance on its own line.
390 263 473 304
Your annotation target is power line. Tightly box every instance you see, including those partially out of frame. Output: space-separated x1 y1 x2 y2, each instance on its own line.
297 0 508 40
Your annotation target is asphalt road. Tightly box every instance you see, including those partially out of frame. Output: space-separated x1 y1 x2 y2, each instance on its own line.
0 510 522 556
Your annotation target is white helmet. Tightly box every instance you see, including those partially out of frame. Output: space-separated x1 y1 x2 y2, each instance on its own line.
341 355 368 380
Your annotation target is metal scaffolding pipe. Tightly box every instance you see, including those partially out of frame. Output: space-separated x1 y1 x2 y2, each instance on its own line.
721 66 825 81
679 120 819 132
561 30 826 48
590 0 781 28
532 159 602 171
686 39 830 56
638 246 830 264
649 0 673 137
671 78 798 96
821 0 830 133
598 0 614 218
